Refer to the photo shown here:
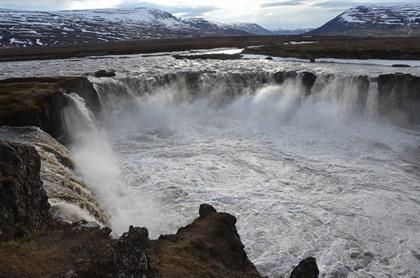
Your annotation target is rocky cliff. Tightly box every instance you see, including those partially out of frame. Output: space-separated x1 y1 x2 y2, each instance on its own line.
0 141 52 241
0 77 100 143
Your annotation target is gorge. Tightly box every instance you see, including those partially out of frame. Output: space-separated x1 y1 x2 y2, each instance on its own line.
0 53 419 277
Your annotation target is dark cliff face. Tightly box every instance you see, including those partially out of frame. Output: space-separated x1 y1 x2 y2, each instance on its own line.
0 77 101 143
0 141 52 241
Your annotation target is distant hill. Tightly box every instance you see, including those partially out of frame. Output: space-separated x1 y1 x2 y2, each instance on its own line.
220 23 274 35
308 5 420 37
0 7 272 47
271 28 313 35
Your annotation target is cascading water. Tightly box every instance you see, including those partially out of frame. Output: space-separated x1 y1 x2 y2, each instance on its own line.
0 125 109 225
60 71 420 277
63 90 164 235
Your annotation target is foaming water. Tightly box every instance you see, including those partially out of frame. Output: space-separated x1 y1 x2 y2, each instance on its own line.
63 92 163 235
66 74 420 277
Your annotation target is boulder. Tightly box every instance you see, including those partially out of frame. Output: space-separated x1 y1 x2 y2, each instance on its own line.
290 257 319 278
94 70 116 78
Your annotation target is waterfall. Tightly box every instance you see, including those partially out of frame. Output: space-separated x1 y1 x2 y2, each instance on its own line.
53 70 419 231
48 70 420 277
366 81 379 118
90 72 390 124
90 71 420 126
62 92 97 141
0 126 109 226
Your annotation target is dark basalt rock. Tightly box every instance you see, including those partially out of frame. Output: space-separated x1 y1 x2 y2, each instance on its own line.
0 141 52 241
392 64 411 68
199 203 217 217
149 204 261 278
94 70 116 78
290 257 319 278
116 226 152 277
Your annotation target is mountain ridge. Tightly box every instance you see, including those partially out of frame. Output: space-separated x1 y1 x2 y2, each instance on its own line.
0 7 272 47
308 4 420 37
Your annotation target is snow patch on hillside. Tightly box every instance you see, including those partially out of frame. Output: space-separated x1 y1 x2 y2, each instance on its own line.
339 5 420 26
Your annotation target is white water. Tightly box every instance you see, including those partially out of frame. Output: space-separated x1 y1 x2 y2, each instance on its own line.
2 52 419 277
62 73 420 277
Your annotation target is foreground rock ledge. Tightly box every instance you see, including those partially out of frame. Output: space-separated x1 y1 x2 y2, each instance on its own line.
0 141 319 277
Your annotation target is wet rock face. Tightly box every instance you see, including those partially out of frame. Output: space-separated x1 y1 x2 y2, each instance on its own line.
0 77 102 142
378 73 420 123
290 257 319 278
0 141 51 241
149 204 261 278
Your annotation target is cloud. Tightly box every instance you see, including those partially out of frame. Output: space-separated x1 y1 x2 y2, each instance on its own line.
1 0 420 28
261 0 306 8
0 0 121 10
310 0 357 11
116 1 219 17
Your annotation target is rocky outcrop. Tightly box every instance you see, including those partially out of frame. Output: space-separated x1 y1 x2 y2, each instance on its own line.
93 70 116 78
0 204 260 277
378 73 420 123
0 141 52 241
149 204 261 278
0 77 101 142
290 257 319 278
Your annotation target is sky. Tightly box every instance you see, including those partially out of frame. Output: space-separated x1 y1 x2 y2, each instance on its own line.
0 0 418 28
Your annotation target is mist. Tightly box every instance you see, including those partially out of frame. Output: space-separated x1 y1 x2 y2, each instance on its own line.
60 73 420 276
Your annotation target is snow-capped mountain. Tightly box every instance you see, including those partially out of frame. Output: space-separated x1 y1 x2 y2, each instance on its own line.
308 5 420 37
0 7 270 47
220 23 274 35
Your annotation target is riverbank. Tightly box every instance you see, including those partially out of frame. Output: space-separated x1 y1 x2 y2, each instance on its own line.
1 36 420 62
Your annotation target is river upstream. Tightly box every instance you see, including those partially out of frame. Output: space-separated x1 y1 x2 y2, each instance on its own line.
1 51 420 277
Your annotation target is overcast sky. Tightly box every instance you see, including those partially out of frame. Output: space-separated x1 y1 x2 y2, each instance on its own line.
0 0 418 28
